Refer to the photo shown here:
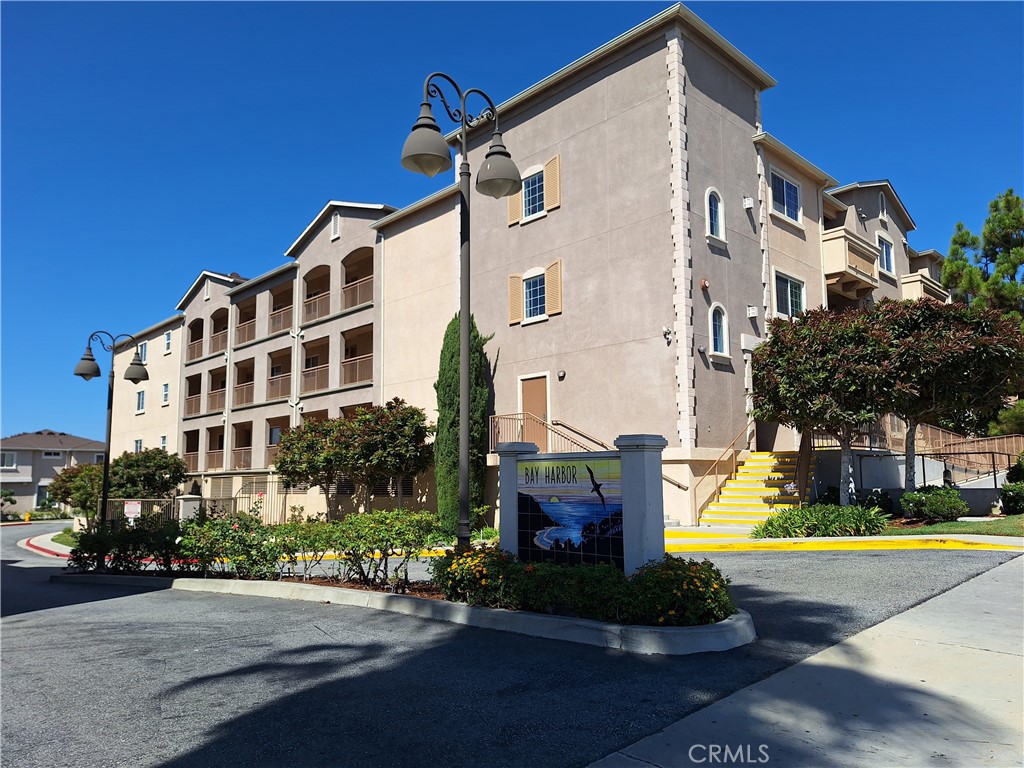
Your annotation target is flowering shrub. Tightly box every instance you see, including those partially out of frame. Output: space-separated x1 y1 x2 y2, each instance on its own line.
334 509 438 589
430 551 734 627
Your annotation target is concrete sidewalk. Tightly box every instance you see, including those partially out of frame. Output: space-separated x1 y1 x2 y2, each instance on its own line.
592 555 1024 767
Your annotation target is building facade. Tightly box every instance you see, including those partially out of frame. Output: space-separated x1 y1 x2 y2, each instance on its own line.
108 4 948 523
0 430 107 511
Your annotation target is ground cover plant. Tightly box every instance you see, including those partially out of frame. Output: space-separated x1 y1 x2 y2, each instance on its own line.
883 515 1023 537
750 504 889 539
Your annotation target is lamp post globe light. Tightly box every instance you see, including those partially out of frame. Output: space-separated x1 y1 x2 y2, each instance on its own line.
401 73 522 551
74 331 148 529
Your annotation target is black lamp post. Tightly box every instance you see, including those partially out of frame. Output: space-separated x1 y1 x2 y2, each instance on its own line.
401 73 522 551
74 331 148 528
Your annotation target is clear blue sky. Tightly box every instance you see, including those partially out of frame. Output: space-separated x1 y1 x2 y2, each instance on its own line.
2 2 1022 442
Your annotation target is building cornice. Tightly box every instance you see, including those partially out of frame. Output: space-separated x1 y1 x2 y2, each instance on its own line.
753 133 837 187
284 200 396 258
371 185 459 231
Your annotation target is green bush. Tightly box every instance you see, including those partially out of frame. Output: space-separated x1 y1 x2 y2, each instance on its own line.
1007 452 1024 483
68 514 188 573
751 504 889 538
430 552 733 627
1001 482 1024 515
334 509 438 589
901 486 968 522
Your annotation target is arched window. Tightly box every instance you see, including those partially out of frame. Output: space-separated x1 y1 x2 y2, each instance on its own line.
709 304 729 356
706 188 725 242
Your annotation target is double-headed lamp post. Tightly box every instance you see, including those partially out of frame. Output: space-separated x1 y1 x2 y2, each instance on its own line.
74 331 149 526
400 73 522 551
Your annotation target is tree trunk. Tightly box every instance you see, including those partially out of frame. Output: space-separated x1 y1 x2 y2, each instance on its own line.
904 419 918 504
365 483 373 513
839 436 855 506
396 475 405 510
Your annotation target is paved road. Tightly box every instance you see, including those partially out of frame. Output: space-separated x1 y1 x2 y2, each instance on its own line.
1 523 1018 768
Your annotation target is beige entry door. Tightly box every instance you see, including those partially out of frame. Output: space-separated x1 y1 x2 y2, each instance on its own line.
521 375 548 452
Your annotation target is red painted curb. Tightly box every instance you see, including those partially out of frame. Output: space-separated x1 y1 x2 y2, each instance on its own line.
1 522 32 527
24 538 71 559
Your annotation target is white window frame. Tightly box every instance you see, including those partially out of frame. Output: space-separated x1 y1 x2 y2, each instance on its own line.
521 267 548 325
136 390 145 413
42 450 62 458
94 453 105 464
133 439 143 454
773 269 805 319
164 330 172 354
1 451 17 468
769 166 802 226
877 233 895 275
708 303 730 358
162 383 170 405
159 435 167 451
138 342 147 364
706 188 727 245
520 165 547 223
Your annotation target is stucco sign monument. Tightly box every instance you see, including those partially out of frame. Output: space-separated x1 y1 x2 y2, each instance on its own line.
496 435 667 574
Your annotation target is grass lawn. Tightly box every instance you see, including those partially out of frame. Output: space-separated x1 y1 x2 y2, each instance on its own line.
884 516 1023 537
51 528 78 548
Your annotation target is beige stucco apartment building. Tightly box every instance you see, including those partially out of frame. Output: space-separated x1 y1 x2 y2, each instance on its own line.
107 3 947 523
0 430 107 511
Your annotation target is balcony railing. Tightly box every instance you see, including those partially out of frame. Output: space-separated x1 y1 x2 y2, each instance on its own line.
184 395 201 417
341 354 373 386
232 447 252 470
303 293 330 322
209 330 228 354
269 306 292 335
234 382 254 406
301 364 329 394
899 271 950 303
267 373 291 400
342 276 373 310
183 452 199 472
266 445 280 466
822 226 879 300
235 320 256 345
207 388 226 412
186 340 203 361
206 450 224 471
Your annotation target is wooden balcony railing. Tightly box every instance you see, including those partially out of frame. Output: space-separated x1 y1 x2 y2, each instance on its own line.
342 354 373 386
233 382 254 406
232 447 252 470
235 320 256 346
267 373 290 400
301 364 329 394
269 306 292 335
209 330 228 354
342 276 373 310
184 395 201 417
206 450 224 471
489 413 592 454
303 294 330 322
266 445 280 466
207 388 226 412
183 452 199 472
186 340 203 361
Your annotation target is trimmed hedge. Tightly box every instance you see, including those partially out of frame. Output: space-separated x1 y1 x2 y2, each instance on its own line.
900 486 969 522
750 503 889 538
1001 482 1024 515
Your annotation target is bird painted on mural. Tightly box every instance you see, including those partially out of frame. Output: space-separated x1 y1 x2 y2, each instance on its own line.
586 464 606 510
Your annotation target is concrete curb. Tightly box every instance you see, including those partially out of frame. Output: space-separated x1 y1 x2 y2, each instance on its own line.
48 573 756 656
667 534 1023 553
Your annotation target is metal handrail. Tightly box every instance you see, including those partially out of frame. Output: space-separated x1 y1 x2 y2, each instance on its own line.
550 420 612 450
694 420 754 519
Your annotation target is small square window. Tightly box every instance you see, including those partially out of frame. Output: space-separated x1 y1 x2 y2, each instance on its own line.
771 171 800 222
1 452 17 468
164 331 172 353
162 383 170 404
42 450 62 458
523 172 544 218
94 453 105 464
133 439 143 454
775 273 805 318
138 342 147 364
159 435 167 451
524 274 546 319
136 391 145 412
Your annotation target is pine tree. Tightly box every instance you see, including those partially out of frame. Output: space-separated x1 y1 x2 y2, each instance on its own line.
434 313 492 537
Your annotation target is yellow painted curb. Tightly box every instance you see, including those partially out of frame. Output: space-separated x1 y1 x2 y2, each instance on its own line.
666 538 1023 553
665 532 748 539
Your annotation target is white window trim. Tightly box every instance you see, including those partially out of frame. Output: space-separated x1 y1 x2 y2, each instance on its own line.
877 232 895 276
705 187 727 245
771 267 806 319
330 211 341 241
159 435 167 451
162 383 170 406
136 390 145 413
708 302 730 359
42 450 63 458
1 451 16 469
138 342 147 364
768 165 803 228
133 439 143 453
520 164 546 223
164 331 173 355
521 267 549 325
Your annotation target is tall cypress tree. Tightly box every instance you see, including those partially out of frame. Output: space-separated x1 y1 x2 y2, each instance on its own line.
434 313 492 537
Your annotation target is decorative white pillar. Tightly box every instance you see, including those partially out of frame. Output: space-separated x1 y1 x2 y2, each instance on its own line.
494 442 539 555
615 434 668 574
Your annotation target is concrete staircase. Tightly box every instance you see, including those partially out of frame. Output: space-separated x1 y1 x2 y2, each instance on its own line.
696 451 803 535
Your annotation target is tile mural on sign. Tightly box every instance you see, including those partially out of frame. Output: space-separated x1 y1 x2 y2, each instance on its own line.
517 457 624 570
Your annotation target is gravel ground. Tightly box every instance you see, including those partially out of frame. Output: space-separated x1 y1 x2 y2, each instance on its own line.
2 524 1018 768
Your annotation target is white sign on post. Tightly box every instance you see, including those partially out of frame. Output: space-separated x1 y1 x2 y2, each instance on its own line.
124 501 142 519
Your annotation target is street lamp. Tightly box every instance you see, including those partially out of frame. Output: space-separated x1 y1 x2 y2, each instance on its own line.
401 73 522 551
74 331 148 529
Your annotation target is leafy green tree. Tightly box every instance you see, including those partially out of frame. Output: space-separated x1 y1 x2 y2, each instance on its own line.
48 463 103 515
275 418 350 520
339 398 434 511
989 401 1024 437
110 449 188 499
943 189 1024 328
872 299 1024 493
1 488 17 511
434 313 493 537
753 307 891 505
